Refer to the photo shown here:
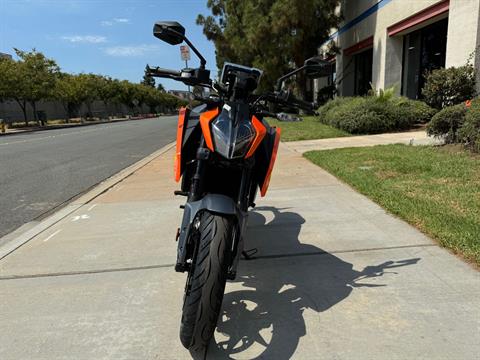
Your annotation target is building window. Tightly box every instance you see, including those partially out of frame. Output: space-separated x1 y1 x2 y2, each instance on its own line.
354 48 373 96
402 18 448 99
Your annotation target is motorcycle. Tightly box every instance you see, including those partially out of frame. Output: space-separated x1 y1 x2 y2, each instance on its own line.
147 21 330 357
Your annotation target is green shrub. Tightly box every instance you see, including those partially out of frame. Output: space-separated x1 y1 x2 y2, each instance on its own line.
458 99 480 152
426 104 467 143
323 98 390 134
392 97 437 124
318 95 436 134
422 65 476 109
317 96 352 120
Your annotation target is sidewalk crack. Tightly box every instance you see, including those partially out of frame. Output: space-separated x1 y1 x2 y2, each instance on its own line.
0 263 175 281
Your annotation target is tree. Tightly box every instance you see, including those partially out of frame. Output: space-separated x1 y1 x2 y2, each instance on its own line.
157 82 166 92
141 65 156 87
79 74 101 118
0 57 30 124
134 84 151 112
95 76 121 117
53 73 103 121
14 49 59 125
53 73 87 122
117 81 139 114
144 86 163 113
197 0 341 95
0 59 9 103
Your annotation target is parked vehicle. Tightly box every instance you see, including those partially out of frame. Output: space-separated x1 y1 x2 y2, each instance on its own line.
148 21 328 358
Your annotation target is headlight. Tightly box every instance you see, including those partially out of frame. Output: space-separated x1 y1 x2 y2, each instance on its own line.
211 107 255 159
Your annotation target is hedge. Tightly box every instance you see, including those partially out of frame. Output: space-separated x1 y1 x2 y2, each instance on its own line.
427 104 468 143
318 95 436 134
426 98 480 152
422 65 477 109
459 100 480 152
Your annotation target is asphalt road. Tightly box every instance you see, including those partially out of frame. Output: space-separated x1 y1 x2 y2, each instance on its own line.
0 117 177 239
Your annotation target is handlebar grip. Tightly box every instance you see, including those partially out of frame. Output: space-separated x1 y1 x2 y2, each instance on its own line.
289 95 316 111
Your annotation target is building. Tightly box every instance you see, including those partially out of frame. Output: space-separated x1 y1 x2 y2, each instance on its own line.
0 52 13 60
318 0 480 99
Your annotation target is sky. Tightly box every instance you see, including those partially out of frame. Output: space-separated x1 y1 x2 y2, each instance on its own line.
0 0 217 91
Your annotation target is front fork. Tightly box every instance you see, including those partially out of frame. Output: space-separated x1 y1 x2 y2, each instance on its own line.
175 139 254 279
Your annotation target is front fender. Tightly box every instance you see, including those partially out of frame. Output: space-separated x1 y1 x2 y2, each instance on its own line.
176 194 246 272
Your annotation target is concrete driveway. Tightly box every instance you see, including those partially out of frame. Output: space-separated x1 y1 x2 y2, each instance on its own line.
0 143 478 360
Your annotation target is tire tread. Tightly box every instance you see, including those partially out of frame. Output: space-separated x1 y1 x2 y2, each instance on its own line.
179 211 233 358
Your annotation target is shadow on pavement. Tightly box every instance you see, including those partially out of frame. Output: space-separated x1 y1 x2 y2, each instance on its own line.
207 206 420 359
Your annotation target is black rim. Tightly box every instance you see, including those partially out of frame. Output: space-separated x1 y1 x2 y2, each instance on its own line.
183 217 201 304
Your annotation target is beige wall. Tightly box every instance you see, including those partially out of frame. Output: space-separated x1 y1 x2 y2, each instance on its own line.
446 0 480 67
445 0 480 92
324 0 480 97
341 0 379 24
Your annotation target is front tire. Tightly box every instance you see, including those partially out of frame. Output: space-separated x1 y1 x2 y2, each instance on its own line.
180 211 234 356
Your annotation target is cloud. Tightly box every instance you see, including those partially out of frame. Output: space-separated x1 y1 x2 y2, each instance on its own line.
103 44 159 57
62 35 107 44
101 18 130 26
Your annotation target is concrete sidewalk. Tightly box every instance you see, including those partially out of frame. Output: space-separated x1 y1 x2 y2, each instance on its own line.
0 143 478 359
285 130 442 153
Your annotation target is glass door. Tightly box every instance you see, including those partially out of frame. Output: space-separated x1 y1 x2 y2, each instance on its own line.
401 18 448 99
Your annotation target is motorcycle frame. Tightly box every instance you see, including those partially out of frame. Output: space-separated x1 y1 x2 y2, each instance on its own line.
174 101 280 280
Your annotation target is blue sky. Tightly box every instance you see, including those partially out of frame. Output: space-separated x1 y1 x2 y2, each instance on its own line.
0 0 217 90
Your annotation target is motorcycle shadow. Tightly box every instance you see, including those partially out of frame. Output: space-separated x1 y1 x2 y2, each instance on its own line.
206 206 420 360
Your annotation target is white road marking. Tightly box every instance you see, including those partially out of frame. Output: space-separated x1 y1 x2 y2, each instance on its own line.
43 229 62 242
11 204 26 211
0 127 109 146
71 214 90 222
87 204 97 211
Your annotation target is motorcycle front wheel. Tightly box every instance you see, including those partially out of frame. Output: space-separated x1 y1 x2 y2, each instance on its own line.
179 211 234 357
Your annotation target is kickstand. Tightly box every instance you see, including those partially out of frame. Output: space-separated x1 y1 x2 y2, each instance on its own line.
242 248 258 260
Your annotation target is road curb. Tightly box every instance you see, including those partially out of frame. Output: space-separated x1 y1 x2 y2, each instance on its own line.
0 141 176 260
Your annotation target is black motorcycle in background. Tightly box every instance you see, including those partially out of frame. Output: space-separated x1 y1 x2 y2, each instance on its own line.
147 21 330 358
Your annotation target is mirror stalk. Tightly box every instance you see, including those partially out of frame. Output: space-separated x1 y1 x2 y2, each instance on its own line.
275 56 331 91
275 65 306 92
182 36 207 69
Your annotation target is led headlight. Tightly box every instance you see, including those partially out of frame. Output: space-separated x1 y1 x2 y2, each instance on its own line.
211 108 255 159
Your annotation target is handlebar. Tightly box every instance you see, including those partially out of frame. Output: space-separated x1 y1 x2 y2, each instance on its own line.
146 65 182 78
288 94 316 112
263 91 316 113
147 65 212 87
147 64 315 113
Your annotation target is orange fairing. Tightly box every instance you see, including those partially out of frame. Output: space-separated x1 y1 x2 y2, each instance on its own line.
245 116 267 158
200 108 219 151
174 107 187 182
260 127 281 197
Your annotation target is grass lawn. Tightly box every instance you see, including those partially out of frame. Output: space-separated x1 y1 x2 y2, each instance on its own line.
268 116 350 142
305 144 480 265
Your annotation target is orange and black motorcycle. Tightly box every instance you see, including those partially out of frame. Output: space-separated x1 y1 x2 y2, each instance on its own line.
148 21 329 357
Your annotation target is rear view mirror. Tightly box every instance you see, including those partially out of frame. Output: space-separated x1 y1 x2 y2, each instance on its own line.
304 56 332 78
153 21 185 45
304 56 324 66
